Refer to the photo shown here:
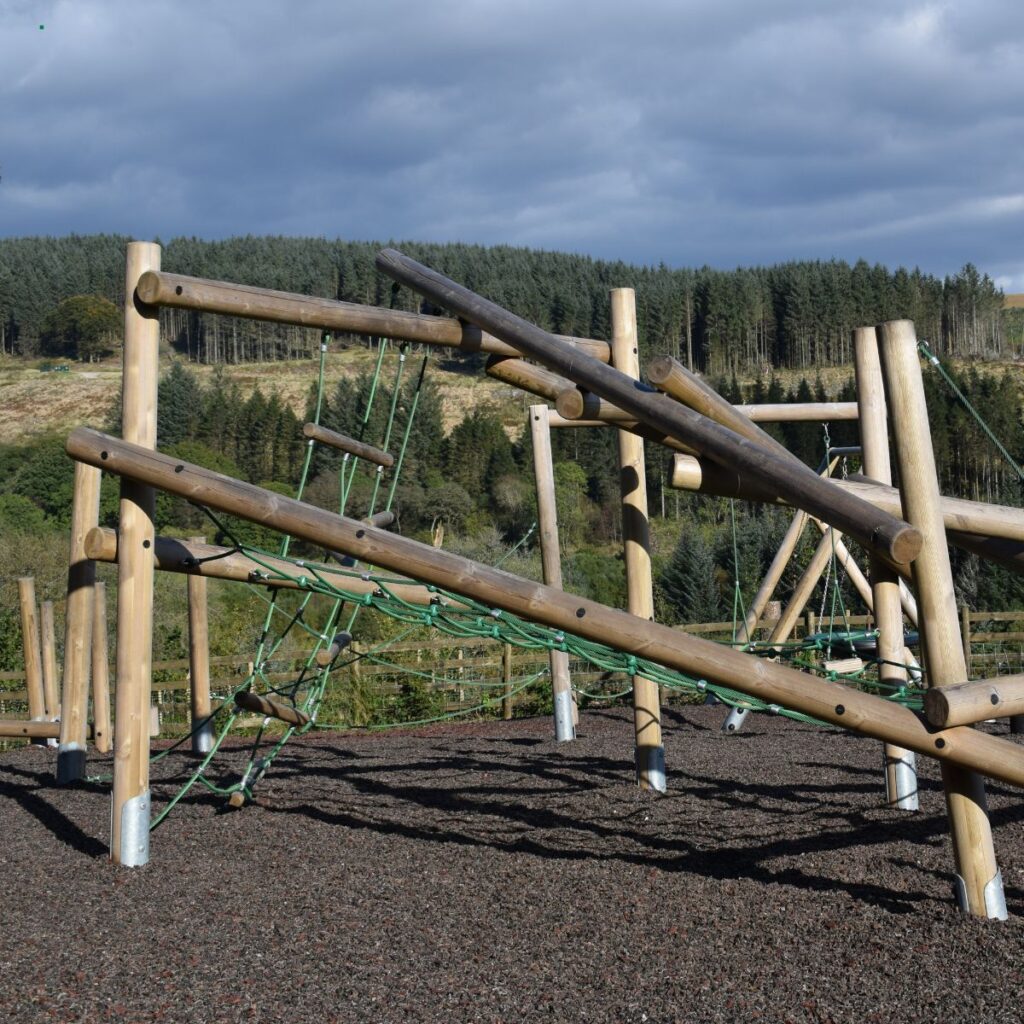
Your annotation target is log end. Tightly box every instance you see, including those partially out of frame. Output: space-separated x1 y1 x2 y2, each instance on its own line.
646 355 673 385
923 688 952 729
83 526 112 561
554 388 587 420
135 270 163 304
887 524 924 566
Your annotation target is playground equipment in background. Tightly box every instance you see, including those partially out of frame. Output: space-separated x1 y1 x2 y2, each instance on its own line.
46 242 1024 921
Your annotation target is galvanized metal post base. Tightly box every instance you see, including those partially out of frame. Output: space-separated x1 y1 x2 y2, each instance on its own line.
722 706 749 734
115 790 151 867
55 743 87 784
953 870 1007 921
884 749 919 811
191 720 215 755
636 744 666 792
29 715 51 748
553 689 575 742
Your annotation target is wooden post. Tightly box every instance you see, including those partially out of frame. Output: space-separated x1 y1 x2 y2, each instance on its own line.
58 461 101 781
878 318 1004 919
528 403 575 740
66 426 1024 793
771 531 836 646
742 509 808 639
187 536 213 755
18 577 47 745
854 326 917 811
111 240 161 867
40 601 59 722
611 289 664 791
960 605 972 678
91 581 111 755
502 642 513 720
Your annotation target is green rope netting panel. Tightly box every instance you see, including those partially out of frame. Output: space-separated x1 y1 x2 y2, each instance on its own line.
139 338 925 829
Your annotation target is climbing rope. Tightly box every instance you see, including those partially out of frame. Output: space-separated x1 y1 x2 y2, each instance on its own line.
919 339 1024 486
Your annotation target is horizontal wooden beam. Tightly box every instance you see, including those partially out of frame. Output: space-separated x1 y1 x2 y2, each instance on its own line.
556 383 857 427
136 270 611 362
0 720 61 739
375 249 920 566
64 428 1024 790
485 356 577 401
670 454 1024 561
84 527 445 607
924 676 1024 728
302 423 393 467
736 402 859 423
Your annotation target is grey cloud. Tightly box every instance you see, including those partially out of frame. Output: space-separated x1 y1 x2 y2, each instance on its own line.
2 0 1023 287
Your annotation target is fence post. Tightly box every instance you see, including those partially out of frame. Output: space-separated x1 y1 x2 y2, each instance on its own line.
502 642 513 720
187 537 213 755
18 578 47 746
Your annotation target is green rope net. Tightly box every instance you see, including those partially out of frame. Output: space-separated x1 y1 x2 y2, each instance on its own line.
142 342 925 829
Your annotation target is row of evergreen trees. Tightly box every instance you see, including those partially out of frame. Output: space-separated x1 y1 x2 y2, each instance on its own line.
1 350 1021 620
0 234 1011 372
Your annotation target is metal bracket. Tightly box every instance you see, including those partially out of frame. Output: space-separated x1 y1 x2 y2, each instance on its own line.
722 706 748 734
953 871 1008 920
118 790 151 867
638 745 666 793
553 689 575 742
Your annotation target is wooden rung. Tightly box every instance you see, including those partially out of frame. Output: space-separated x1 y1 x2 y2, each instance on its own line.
234 691 310 728
824 657 864 675
0 719 61 739
924 675 1024 728
314 631 353 668
302 423 394 467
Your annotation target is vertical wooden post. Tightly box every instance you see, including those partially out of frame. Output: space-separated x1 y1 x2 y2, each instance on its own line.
960 605 972 678
111 240 161 866
878 319 1004 919
854 326 918 810
58 461 101 782
18 577 47 744
91 581 112 755
40 601 59 720
528 403 576 741
187 537 213 754
610 288 664 791
502 642 513 720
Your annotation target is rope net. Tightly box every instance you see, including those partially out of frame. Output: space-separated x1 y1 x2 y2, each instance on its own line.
136 339 924 828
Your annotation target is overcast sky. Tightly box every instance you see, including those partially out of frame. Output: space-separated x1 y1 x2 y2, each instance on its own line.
3 0 1023 289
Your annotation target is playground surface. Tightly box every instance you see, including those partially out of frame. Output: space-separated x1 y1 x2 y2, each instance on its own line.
2 706 1023 1023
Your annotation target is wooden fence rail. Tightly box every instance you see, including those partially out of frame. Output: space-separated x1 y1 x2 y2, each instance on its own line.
4 610 1024 732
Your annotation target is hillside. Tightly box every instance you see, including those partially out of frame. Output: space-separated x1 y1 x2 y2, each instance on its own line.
3 346 1023 447
0 348 524 445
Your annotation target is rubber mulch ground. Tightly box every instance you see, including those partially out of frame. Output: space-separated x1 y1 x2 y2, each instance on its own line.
2 705 1023 1023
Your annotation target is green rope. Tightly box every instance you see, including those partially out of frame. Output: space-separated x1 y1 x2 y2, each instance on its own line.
919 339 1024 484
